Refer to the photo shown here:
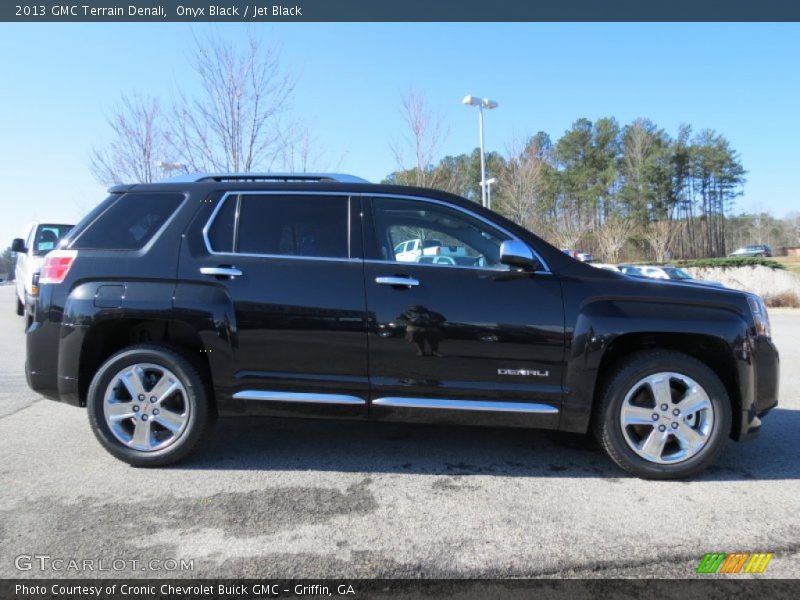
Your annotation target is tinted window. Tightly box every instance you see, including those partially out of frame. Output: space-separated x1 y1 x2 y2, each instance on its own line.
236 195 348 258
207 195 238 253
371 197 509 269
71 193 184 250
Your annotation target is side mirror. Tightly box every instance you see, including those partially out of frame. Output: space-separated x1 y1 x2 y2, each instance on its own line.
500 240 541 271
11 238 27 254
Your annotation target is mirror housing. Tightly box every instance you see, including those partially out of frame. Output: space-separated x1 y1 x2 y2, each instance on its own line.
11 238 27 254
500 240 541 271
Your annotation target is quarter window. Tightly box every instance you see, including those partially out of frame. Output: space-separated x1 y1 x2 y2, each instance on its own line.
71 193 183 251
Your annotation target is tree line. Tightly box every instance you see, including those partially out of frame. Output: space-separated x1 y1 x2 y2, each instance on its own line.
385 99 792 261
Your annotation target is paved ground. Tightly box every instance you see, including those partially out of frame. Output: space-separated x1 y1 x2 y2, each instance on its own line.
0 285 798 579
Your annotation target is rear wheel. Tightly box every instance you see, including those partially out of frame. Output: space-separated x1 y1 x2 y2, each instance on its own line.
87 344 211 467
594 350 731 480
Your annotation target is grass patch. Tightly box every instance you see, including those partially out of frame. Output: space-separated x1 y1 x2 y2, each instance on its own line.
771 256 800 274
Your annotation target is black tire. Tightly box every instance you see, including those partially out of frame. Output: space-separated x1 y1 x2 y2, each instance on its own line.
16 297 24 316
593 350 732 480
87 344 212 467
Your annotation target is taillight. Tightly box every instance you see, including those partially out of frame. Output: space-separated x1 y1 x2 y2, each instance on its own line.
30 271 40 297
40 250 77 284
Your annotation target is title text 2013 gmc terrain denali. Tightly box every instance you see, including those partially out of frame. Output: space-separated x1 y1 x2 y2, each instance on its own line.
25 173 780 479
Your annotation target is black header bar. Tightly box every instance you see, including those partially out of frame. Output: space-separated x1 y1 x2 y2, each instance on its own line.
3 1 800 22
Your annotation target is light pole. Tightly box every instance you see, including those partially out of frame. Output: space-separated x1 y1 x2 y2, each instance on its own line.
462 95 498 207
484 177 497 210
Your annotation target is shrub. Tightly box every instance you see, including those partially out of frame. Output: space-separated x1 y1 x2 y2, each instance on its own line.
763 291 800 308
673 257 786 270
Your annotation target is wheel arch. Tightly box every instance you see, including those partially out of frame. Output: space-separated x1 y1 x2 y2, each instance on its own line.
590 332 742 439
77 318 213 409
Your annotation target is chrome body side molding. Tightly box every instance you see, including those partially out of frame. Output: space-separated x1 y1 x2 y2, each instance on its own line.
232 391 366 405
371 397 559 414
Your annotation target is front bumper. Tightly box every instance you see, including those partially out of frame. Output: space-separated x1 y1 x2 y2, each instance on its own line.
735 336 779 441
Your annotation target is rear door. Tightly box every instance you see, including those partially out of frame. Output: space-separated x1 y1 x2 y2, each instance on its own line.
177 191 369 418
362 194 566 429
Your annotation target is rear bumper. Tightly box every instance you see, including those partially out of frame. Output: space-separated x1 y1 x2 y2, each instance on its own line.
26 317 82 407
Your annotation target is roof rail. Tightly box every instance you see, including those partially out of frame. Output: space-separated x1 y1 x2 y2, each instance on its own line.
163 172 370 184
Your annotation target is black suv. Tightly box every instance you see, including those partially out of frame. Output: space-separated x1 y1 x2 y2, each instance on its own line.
25 174 780 479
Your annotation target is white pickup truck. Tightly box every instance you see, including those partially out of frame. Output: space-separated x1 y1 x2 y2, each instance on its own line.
11 222 73 325
394 238 468 262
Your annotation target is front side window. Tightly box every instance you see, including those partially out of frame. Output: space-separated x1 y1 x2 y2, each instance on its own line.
209 194 349 259
371 197 510 270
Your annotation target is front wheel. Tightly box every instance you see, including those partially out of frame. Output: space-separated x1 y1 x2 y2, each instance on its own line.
16 297 24 316
594 350 732 480
87 344 212 467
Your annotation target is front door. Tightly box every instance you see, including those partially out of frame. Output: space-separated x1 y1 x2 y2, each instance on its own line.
362 195 565 429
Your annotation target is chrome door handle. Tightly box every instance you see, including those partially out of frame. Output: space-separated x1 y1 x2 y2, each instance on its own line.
375 276 419 287
200 266 242 278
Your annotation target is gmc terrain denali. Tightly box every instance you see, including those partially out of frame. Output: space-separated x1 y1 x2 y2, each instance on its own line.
25 174 780 478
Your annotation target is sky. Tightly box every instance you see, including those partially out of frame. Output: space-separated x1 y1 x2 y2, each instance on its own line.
0 22 798 245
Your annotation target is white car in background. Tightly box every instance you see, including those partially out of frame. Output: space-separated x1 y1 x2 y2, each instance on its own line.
638 265 725 288
591 263 621 272
11 222 73 324
395 238 469 262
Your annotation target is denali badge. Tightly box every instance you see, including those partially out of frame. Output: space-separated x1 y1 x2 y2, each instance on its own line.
498 368 549 377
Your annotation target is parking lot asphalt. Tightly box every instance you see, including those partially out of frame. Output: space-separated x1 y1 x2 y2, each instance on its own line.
1 285 798 579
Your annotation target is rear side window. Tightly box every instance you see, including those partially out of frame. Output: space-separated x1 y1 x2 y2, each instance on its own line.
209 194 349 259
71 192 184 250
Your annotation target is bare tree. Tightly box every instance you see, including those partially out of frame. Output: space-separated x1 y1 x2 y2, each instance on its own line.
646 219 684 262
546 203 593 251
90 95 168 184
168 32 295 172
278 127 342 173
595 215 637 263
391 89 450 189
498 137 549 230
788 212 800 246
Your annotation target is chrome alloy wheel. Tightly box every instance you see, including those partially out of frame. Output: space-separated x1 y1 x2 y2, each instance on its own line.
103 363 191 452
618 372 715 465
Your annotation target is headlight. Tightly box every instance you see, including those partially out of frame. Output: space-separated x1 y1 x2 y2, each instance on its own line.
747 294 771 338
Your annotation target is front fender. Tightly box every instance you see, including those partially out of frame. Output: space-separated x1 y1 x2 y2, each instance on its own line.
559 293 753 437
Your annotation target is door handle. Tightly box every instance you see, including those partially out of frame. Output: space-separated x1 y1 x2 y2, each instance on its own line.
200 266 243 278
375 276 419 287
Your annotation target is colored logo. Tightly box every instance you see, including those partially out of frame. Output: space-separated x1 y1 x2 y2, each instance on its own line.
697 552 773 574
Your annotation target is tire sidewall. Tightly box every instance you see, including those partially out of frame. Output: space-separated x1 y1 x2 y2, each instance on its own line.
602 353 732 479
87 346 207 466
